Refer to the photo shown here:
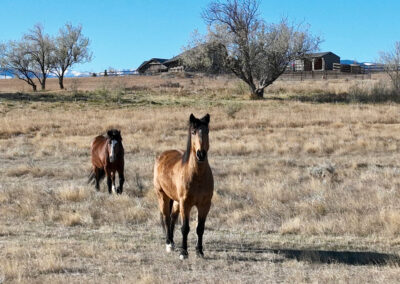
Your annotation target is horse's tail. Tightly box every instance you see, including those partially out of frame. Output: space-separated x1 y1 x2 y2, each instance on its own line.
87 170 95 184
97 168 105 182
87 168 105 184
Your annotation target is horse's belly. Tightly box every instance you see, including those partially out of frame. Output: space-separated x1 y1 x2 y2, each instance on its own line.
159 178 179 201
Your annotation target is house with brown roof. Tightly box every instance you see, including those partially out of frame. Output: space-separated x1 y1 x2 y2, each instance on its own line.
137 58 169 74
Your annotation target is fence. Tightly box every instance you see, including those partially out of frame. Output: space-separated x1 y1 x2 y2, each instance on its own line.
279 70 372 81
97 70 138 77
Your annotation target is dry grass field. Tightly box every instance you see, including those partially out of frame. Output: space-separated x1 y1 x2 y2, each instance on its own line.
1 74 400 283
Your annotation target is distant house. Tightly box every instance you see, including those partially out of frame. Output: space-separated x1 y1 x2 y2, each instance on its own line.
137 54 185 74
293 52 340 71
163 56 182 69
137 58 169 74
138 44 229 74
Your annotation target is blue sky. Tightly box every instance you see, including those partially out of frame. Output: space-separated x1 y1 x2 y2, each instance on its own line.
1 0 399 72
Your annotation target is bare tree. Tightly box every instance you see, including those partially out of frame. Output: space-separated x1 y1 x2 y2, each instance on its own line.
0 40 38 91
380 41 400 93
198 0 320 98
0 43 5 76
0 43 5 59
52 24 92 89
24 24 54 90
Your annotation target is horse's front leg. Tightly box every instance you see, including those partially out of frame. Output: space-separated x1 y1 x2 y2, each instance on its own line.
196 202 211 258
179 200 191 260
111 171 117 194
117 168 124 194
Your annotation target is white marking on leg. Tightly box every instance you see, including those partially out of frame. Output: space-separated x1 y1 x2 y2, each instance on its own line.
112 184 116 194
179 254 188 260
166 243 174 252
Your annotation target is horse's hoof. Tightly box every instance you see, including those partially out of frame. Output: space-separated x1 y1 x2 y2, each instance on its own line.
166 243 175 252
196 250 204 258
179 250 188 260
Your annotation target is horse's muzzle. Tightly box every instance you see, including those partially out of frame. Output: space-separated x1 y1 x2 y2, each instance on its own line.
196 150 207 162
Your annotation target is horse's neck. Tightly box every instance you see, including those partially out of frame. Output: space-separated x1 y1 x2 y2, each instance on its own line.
184 149 208 177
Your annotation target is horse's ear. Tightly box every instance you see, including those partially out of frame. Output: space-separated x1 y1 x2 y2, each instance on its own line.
189 113 196 124
202 114 210 125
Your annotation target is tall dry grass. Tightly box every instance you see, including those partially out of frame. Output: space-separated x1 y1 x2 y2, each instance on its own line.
2 99 400 235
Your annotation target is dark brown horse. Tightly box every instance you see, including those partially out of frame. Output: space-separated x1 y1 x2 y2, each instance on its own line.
154 114 214 259
89 129 125 194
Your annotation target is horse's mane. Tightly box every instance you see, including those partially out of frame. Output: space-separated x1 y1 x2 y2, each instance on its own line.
182 128 191 164
105 129 122 141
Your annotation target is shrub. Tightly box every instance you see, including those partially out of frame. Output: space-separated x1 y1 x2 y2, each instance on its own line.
348 80 399 103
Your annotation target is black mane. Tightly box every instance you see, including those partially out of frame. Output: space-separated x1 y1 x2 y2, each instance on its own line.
182 128 192 164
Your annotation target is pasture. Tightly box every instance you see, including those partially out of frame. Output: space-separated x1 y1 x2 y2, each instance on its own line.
1 74 400 283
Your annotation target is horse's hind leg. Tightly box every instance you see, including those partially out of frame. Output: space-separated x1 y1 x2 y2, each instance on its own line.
156 188 174 252
93 167 100 191
170 201 179 245
93 167 105 191
196 202 211 258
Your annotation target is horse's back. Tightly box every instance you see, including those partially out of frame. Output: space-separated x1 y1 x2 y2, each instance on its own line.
91 135 106 149
155 150 183 173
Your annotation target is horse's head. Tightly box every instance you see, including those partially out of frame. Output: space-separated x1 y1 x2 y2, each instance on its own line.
106 129 123 163
189 113 210 163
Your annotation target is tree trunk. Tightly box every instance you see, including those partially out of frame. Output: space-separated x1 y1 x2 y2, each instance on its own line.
41 77 46 90
58 75 64 90
250 87 264 99
32 84 37 92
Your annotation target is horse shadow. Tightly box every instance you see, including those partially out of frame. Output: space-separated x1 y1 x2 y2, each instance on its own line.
207 241 400 266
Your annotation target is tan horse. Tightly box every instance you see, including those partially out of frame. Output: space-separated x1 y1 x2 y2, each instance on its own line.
154 114 214 259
